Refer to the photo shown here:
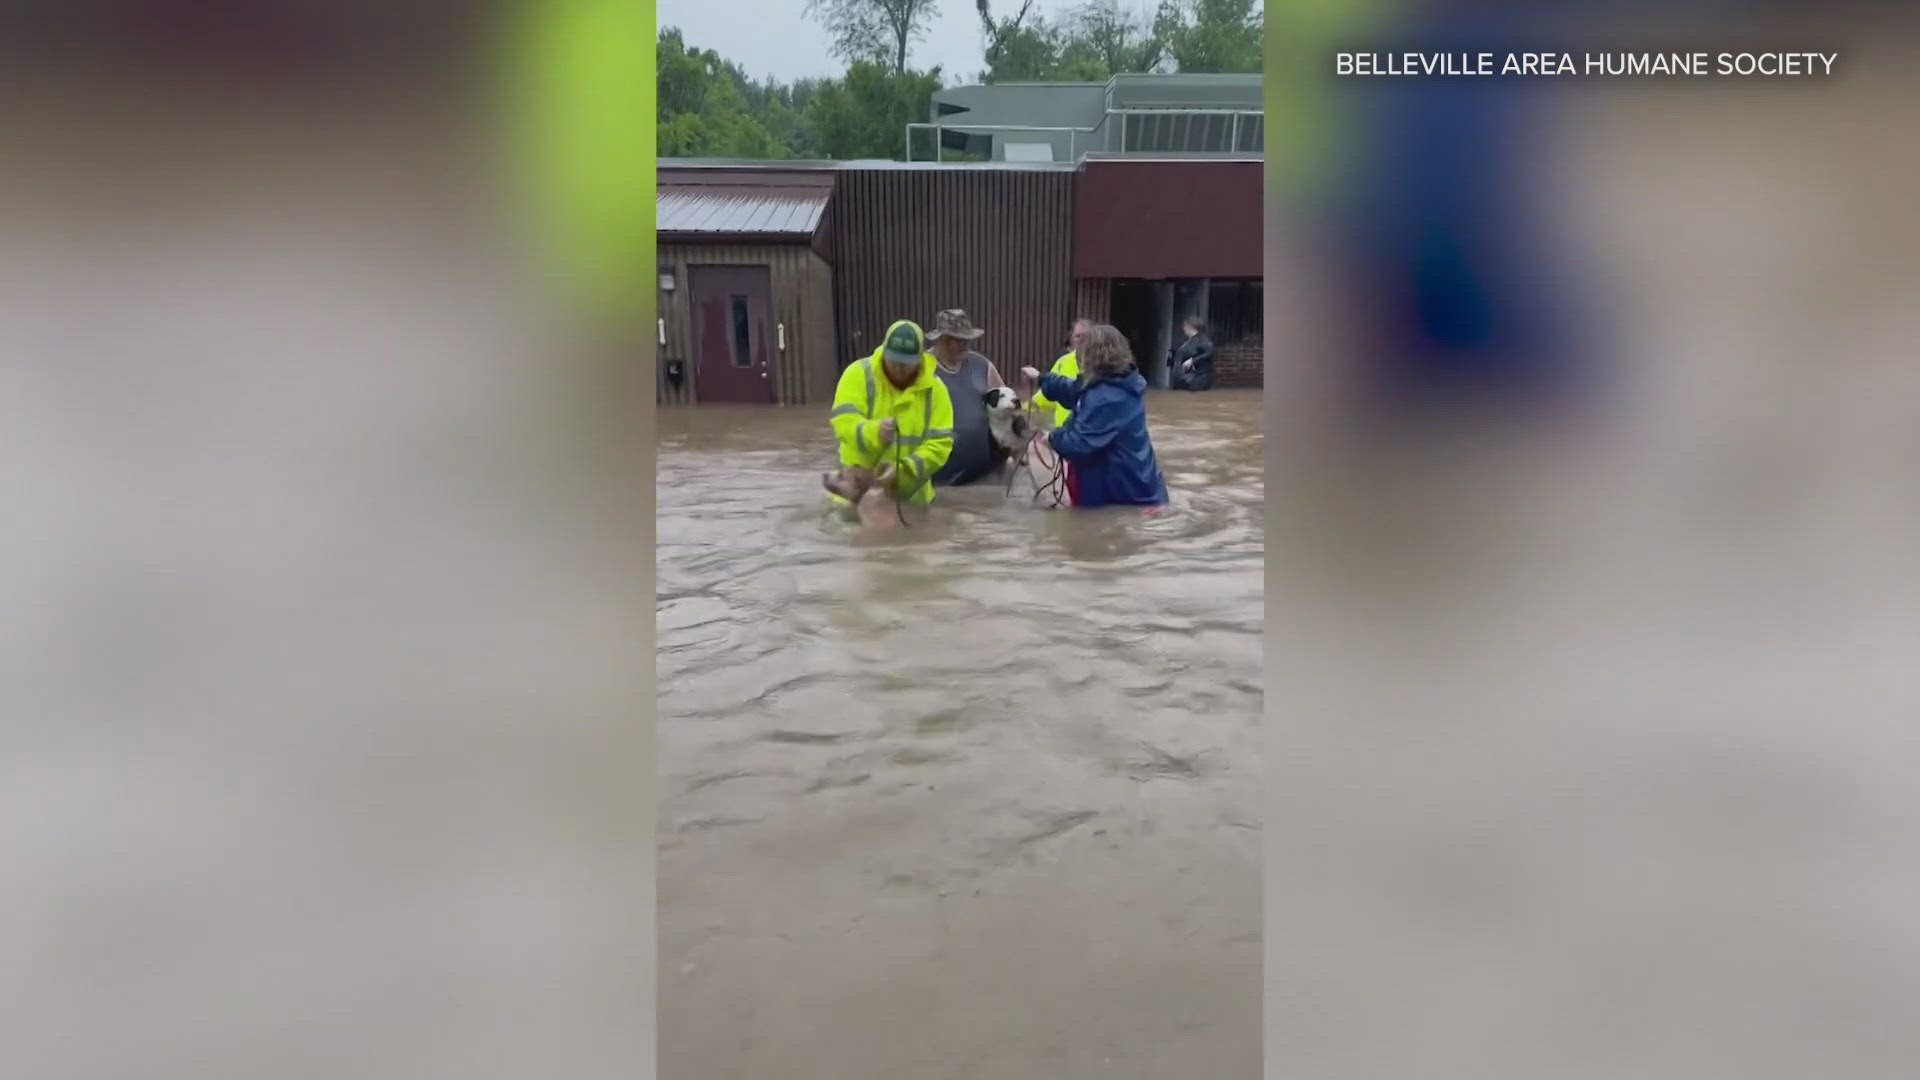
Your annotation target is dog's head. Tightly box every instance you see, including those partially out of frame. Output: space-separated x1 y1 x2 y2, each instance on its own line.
982 386 1022 413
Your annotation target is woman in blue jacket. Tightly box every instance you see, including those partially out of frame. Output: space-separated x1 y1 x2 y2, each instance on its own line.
1020 324 1168 508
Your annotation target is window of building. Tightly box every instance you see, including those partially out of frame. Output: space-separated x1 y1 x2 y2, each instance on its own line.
1234 113 1265 153
1120 111 1262 154
1206 279 1262 344
729 295 753 367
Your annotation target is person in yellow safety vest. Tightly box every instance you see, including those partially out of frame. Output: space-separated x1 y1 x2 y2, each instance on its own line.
1031 317 1093 427
823 319 955 515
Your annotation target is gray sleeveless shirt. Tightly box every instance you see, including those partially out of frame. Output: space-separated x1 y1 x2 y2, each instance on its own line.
931 352 1005 486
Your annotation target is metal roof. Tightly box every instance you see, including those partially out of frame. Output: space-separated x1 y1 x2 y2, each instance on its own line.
660 158 841 172
657 156 1255 176
657 157 1078 172
1079 152 1264 164
834 158 1076 171
656 183 829 236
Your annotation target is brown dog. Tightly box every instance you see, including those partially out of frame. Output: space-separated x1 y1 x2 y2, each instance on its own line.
821 464 876 504
824 464 905 531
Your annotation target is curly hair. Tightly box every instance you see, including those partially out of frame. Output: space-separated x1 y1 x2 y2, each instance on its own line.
1080 324 1136 379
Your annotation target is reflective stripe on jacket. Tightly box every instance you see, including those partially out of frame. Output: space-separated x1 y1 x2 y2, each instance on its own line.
828 348 955 506
1030 351 1079 427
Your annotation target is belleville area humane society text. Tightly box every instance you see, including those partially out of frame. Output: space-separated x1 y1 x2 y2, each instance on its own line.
1336 51 1839 77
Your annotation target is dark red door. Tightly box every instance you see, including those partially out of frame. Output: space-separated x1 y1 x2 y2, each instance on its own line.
689 266 776 404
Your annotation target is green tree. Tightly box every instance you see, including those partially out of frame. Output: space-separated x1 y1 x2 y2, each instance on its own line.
984 24 1064 82
657 25 956 162
740 76 822 158
978 0 1169 82
656 28 788 158
978 0 1055 81
805 0 941 74
803 60 944 159
1067 0 1166 75
1155 0 1262 73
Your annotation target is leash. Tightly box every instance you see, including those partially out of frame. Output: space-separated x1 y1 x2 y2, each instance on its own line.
825 420 924 527
855 390 1057 525
1004 396 1068 509
888 433 930 527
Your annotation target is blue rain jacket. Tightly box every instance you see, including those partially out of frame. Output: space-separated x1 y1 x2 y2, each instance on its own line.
1037 369 1168 508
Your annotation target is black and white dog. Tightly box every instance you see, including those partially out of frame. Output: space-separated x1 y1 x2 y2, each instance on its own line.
982 386 1036 456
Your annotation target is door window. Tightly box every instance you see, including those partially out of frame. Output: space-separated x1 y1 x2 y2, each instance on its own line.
729 295 753 367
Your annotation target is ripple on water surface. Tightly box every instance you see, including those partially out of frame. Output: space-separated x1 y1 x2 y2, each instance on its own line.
658 392 1262 875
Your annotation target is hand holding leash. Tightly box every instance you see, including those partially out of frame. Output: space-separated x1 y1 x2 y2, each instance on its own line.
876 418 898 445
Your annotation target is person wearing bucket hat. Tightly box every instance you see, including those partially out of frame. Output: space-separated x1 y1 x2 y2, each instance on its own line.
925 309 1011 488
822 319 954 516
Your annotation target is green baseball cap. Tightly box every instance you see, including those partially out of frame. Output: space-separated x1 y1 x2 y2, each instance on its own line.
881 320 924 366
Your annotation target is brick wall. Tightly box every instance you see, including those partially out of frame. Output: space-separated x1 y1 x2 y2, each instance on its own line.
1213 337 1262 388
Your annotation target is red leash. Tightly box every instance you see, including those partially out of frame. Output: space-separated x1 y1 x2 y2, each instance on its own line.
1030 434 1069 508
1007 428 1069 509
1002 384 1071 508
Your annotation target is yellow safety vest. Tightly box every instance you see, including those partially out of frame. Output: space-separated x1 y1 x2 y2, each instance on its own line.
1031 350 1079 427
828 349 955 506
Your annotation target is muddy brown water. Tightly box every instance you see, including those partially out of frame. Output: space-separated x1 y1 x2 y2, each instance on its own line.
657 390 1263 1078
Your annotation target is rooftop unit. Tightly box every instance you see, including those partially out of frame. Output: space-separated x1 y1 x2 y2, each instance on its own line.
914 73 1264 163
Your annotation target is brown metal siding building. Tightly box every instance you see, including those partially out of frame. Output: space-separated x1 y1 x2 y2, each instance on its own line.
829 164 1077 385
1073 158 1265 388
657 155 1262 404
1073 159 1263 280
656 243 836 405
657 167 836 406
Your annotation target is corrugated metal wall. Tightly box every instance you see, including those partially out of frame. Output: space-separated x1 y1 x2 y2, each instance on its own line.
1072 277 1112 328
658 243 836 406
830 169 1074 385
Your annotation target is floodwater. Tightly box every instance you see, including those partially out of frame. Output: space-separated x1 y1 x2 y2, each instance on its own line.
657 390 1263 1079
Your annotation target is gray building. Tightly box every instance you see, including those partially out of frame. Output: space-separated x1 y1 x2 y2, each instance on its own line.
913 73 1263 163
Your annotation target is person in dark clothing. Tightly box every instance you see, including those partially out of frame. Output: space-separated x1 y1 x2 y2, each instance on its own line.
1020 324 1168 508
925 308 1011 487
1167 316 1214 391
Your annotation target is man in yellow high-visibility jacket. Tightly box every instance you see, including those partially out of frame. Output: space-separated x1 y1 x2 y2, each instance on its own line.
1031 318 1092 427
823 319 954 515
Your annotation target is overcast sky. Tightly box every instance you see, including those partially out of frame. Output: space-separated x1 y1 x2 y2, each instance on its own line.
657 0 1115 84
